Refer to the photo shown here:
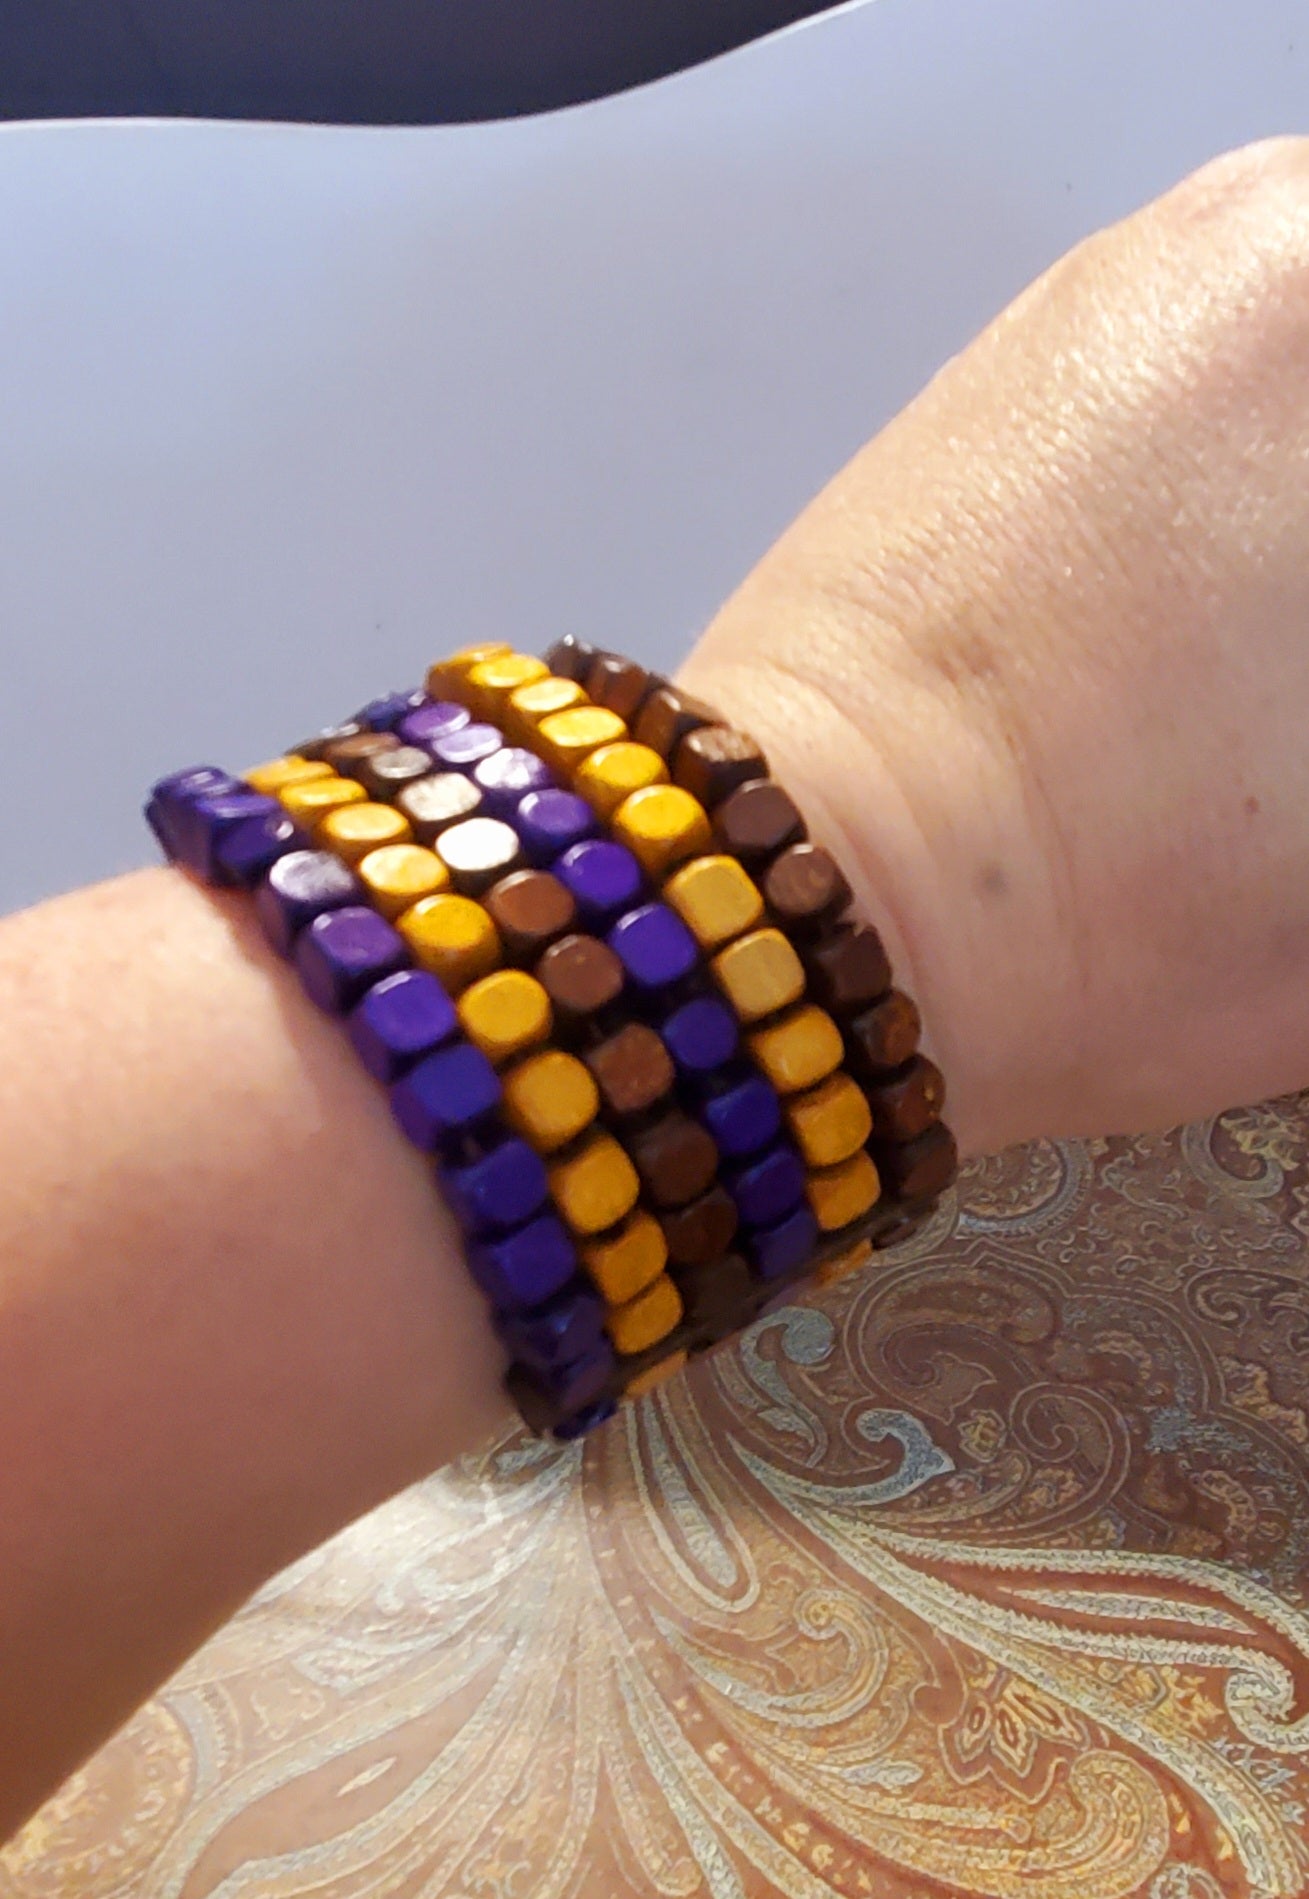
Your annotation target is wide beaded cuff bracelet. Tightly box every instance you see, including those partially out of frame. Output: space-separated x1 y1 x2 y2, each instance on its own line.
146 642 957 1441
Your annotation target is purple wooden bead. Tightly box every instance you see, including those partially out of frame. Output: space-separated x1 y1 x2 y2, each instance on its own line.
211 808 301 886
748 1204 819 1280
515 788 598 865
472 745 555 815
465 1206 573 1299
608 902 699 991
255 850 361 957
552 1397 619 1441
347 968 459 1081
506 1344 616 1435
703 1072 783 1158
163 787 285 882
357 689 425 732
389 1041 502 1150
398 700 471 749
446 1142 552 1241
727 1141 807 1228
557 839 644 923
149 764 243 809
661 996 739 1075
294 906 410 1013
497 1280 606 1371
431 721 504 770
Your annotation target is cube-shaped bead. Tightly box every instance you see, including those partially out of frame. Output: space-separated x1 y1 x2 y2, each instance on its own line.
711 928 806 1024
580 1211 668 1305
628 1112 719 1210
434 816 525 895
502 1050 599 1152
355 689 426 732
245 755 333 796
605 1274 684 1356
622 1349 688 1400
556 838 643 924
318 800 413 864
398 700 472 751
468 1209 576 1303
608 903 699 992
279 776 368 826
786 1074 873 1168
446 1143 552 1242
483 871 577 963
702 1072 783 1158
536 704 627 772
584 1022 674 1118
611 784 712 877
727 1142 806 1228
747 1005 845 1094
458 969 552 1065
499 1280 606 1373
506 1345 616 1436
472 745 554 815
660 996 739 1075
255 849 361 956
506 676 586 745
155 787 281 882
660 1185 738 1267
397 773 484 844
466 652 549 717
747 1204 819 1280
712 778 806 867
549 1132 641 1235
431 722 504 771
425 643 512 700
671 1251 756 1339
664 853 764 952
211 807 301 887
805 1150 882 1230
294 906 410 1013
389 1041 502 1150
515 787 597 865
396 893 500 992
347 968 459 1081
356 843 450 919
576 741 668 818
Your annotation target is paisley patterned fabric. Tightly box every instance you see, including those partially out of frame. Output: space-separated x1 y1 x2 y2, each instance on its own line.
6 1098 1309 1898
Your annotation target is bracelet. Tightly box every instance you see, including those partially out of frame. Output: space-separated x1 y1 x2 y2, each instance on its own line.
145 643 957 1442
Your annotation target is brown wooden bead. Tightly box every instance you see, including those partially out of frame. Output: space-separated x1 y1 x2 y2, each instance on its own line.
805 924 892 1016
672 1252 757 1342
536 933 626 1027
292 720 365 762
764 843 852 935
660 1185 739 1267
632 684 718 761
542 635 596 682
359 744 439 798
396 772 484 843
628 1111 719 1209
434 816 525 894
484 870 577 962
873 1120 957 1202
585 1022 675 1119
322 730 399 776
586 652 652 721
673 725 768 809
712 778 806 867
868 1055 946 1142
847 989 922 1076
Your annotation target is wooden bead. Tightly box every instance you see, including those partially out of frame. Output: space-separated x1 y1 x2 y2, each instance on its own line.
672 1251 756 1339
622 1349 688 1400
358 744 439 798
322 731 399 776
764 843 852 935
805 924 892 1016
606 1274 684 1356
581 1211 668 1305
868 1054 946 1141
535 933 626 1031
805 1150 881 1231
425 642 512 700
396 892 500 992
465 651 549 718
245 755 333 795
632 684 717 760
815 1238 873 1287
536 705 628 772
786 1073 873 1167
873 1120 957 1202
663 852 764 951
434 816 525 895
291 721 365 763
711 927 806 1024
356 843 451 918
585 1022 674 1118
317 800 413 864
542 635 596 682
611 784 712 877
396 772 484 843
747 1004 845 1093
848 989 922 1076
279 775 369 824
673 726 767 809
483 870 577 962
505 675 587 744
549 1131 641 1235
628 1111 718 1209
503 1049 600 1152
660 1184 738 1267
576 742 668 818
585 653 652 721
712 779 806 868
457 969 553 1065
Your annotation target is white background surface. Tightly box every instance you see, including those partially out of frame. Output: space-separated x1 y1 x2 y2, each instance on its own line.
0 0 1305 912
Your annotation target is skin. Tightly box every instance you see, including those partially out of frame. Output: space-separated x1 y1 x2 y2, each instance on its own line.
2 134 1308 1840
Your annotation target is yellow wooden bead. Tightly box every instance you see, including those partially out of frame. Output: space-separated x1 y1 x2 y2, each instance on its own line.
502 1049 599 1153
663 852 764 951
536 704 628 773
279 775 369 824
356 844 451 919
549 1132 641 1236
787 1072 874 1167
605 1273 684 1356
317 800 413 864
457 970 552 1065
612 784 713 877
710 927 806 1024
245 755 332 795
576 742 669 818
748 1004 846 1094
396 893 500 993
505 675 587 744
581 1211 668 1306
815 1238 873 1288
623 1349 688 1401
425 642 513 701
805 1149 882 1231
466 651 549 719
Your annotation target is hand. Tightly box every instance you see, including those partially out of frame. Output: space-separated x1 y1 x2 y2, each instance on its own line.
682 136 1309 1160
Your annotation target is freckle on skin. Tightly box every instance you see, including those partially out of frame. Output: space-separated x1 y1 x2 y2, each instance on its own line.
978 862 1008 898
1244 795 1261 818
